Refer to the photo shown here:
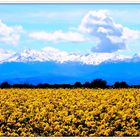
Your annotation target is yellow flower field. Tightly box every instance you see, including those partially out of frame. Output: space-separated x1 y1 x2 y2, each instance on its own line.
0 88 140 136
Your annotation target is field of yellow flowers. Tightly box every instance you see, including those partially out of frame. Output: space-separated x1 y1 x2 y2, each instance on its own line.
0 88 140 136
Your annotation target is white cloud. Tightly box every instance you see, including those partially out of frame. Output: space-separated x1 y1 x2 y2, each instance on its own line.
97 27 112 34
79 10 140 53
29 30 87 43
28 10 140 53
122 27 140 42
0 20 23 46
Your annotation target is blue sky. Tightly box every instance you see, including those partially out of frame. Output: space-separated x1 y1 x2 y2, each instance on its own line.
0 4 140 64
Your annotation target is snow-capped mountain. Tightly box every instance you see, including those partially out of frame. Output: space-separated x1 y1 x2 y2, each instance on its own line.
1 47 140 85
0 47 134 65
1 50 47 63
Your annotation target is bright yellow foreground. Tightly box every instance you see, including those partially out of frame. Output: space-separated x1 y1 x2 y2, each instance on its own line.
0 88 140 136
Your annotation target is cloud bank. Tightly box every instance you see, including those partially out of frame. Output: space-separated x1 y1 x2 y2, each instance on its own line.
29 30 87 43
28 10 140 54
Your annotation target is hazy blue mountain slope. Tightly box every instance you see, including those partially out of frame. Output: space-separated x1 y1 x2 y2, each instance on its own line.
0 61 140 85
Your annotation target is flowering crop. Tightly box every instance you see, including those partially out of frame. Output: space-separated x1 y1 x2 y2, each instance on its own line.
0 88 140 136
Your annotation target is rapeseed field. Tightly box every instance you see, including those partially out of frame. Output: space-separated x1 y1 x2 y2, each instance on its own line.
0 88 140 136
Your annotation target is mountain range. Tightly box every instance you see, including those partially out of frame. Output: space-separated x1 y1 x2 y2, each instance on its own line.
0 49 140 85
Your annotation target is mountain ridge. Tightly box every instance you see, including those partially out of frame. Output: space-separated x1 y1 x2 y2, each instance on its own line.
0 48 135 65
0 61 140 85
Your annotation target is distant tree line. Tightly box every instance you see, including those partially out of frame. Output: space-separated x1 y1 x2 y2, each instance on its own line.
0 79 140 89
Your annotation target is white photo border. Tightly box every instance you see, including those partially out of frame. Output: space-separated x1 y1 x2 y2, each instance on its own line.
0 0 140 3
0 2 139 140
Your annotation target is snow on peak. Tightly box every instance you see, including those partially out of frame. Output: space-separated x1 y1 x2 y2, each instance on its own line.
0 47 134 65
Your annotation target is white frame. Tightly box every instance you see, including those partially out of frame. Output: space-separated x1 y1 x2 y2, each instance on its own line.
0 0 140 3
0 2 139 140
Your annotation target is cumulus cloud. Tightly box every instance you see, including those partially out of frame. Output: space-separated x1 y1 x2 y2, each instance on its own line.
0 20 23 46
79 10 140 53
29 30 87 43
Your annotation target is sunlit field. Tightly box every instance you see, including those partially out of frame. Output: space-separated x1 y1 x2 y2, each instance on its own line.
0 88 140 136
